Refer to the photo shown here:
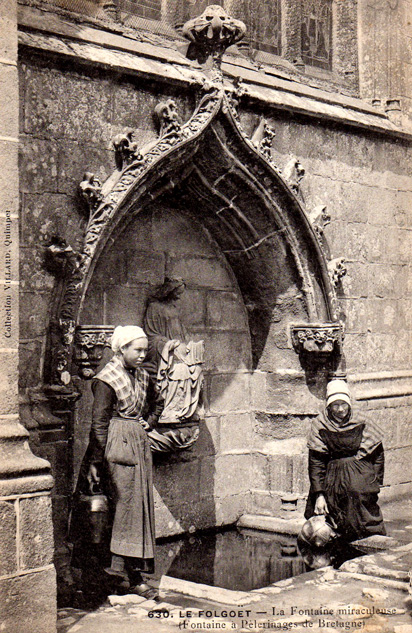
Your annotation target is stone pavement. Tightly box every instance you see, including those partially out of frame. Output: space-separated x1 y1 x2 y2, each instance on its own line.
57 522 412 633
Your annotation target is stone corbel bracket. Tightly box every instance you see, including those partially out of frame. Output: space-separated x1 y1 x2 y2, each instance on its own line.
73 325 114 379
291 323 344 356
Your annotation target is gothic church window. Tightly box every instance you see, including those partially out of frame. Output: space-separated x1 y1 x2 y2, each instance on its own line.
300 0 332 70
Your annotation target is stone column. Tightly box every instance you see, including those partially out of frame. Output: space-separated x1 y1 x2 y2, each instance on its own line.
0 2 56 632
281 0 304 69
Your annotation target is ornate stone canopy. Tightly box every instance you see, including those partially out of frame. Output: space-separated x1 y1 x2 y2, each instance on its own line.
45 74 346 400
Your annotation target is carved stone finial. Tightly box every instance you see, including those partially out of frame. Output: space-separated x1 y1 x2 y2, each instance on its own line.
328 257 347 287
44 236 81 277
154 99 182 138
182 4 246 66
112 130 142 170
284 157 305 200
79 172 103 209
308 205 331 237
252 119 277 163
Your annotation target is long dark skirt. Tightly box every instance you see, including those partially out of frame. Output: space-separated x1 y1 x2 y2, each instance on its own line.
71 419 155 574
305 456 385 541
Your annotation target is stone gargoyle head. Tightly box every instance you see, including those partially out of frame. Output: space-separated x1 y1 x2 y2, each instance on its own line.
182 4 246 64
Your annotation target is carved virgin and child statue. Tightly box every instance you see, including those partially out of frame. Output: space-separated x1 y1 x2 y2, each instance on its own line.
142 278 204 451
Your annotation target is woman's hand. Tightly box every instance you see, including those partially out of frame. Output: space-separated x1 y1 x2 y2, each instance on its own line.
314 493 329 515
87 463 101 493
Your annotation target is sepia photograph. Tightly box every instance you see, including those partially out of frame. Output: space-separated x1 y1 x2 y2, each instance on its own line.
0 0 412 631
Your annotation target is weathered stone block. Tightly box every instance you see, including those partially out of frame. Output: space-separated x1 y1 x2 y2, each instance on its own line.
152 208 215 256
251 451 269 490
20 192 83 251
168 256 233 289
191 416 219 457
254 413 312 442
394 191 412 228
0 350 18 413
18 340 42 390
384 447 412 486
20 292 51 339
0 64 18 138
0 567 56 633
341 261 368 298
219 413 253 451
209 372 251 413
344 223 368 262
344 333 368 373
397 412 412 447
367 299 398 334
78 288 104 325
35 441 69 496
203 330 251 371
339 298 368 334
177 288 206 327
268 454 293 493
23 64 112 145
0 140 18 212
125 250 165 285
0 3 17 63
367 226 399 263
19 495 54 570
0 500 17 575
213 453 252 498
264 373 321 415
206 291 248 330
250 371 268 410
19 139 60 194
20 247 55 292
154 460 201 503
397 229 412 263
104 285 149 326
199 456 216 498
57 141 113 196
215 493 248 525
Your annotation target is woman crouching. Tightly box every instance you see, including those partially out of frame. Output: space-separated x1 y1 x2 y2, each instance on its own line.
87 325 158 599
305 379 385 542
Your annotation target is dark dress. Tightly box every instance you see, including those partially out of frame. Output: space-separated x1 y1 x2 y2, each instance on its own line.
305 422 385 541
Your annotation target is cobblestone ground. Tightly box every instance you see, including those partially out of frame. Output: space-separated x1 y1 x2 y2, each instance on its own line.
58 523 412 633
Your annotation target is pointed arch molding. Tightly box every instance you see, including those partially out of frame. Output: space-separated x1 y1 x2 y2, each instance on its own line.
45 85 344 390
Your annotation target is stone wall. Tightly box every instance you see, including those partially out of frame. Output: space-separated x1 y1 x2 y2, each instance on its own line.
239 106 412 516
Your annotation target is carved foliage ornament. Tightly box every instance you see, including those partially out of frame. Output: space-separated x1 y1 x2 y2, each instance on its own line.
182 5 246 65
74 326 114 379
291 323 343 355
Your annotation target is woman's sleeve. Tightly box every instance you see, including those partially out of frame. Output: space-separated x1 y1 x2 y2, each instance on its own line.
371 443 385 486
89 379 116 463
308 449 330 494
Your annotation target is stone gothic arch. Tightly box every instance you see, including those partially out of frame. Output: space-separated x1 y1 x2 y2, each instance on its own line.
45 83 345 400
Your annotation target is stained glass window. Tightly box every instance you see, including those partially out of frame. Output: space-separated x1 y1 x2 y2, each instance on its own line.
237 0 281 56
301 0 332 70
119 0 162 21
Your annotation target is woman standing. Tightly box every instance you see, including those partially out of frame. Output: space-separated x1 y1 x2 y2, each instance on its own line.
305 379 385 541
87 325 158 599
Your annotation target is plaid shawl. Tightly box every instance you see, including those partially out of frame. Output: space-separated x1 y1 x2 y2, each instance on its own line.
308 408 383 457
95 355 149 419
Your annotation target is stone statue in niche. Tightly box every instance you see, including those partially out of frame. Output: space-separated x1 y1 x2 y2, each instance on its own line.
143 278 204 426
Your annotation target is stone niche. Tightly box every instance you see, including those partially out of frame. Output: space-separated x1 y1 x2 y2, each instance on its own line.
76 201 253 535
